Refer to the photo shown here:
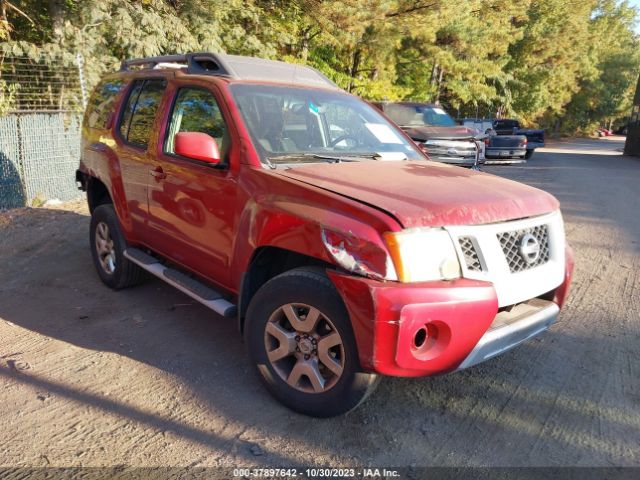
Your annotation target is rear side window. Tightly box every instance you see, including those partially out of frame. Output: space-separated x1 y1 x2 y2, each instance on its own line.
85 79 125 129
495 120 518 129
118 79 167 148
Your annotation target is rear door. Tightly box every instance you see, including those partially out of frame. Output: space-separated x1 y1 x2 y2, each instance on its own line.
146 82 238 288
115 78 167 240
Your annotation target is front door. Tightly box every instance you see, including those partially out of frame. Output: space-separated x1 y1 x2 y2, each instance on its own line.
146 84 237 288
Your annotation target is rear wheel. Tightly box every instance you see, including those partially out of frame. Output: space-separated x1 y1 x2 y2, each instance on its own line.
525 149 534 159
245 267 379 417
90 204 145 290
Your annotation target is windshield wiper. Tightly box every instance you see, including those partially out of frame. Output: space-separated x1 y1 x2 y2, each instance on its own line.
339 152 409 161
267 153 361 165
266 152 408 166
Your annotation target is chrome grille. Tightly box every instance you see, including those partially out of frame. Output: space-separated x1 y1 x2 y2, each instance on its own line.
458 236 482 271
497 224 550 273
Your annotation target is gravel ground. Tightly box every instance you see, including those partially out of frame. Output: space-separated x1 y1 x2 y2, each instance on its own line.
0 137 638 469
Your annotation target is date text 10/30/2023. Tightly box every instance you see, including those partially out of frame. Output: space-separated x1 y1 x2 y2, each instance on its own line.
232 468 401 478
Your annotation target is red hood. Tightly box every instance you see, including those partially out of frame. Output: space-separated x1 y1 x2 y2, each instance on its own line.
402 125 478 141
275 161 559 228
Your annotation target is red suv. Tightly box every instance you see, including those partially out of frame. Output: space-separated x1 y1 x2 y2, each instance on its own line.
76 53 574 417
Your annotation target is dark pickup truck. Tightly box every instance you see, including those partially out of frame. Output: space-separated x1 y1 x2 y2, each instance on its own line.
373 102 483 167
483 133 528 163
493 119 545 159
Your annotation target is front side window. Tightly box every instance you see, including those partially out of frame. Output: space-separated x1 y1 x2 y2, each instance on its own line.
229 84 423 164
164 87 229 160
118 78 167 148
384 104 457 128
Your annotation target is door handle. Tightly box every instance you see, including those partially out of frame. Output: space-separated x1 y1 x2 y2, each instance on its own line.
150 166 167 180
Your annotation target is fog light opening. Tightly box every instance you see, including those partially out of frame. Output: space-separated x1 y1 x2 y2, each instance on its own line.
410 321 450 361
414 327 428 348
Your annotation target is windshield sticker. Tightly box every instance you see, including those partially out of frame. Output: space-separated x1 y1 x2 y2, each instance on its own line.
364 123 404 144
432 107 447 115
375 152 408 161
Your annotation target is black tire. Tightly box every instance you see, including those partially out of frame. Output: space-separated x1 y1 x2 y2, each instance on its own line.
525 149 534 159
245 267 379 417
90 204 145 290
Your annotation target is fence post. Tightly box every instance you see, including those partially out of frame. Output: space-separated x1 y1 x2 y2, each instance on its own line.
76 53 88 110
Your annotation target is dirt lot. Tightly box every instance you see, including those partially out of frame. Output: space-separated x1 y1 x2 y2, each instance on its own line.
1 137 639 469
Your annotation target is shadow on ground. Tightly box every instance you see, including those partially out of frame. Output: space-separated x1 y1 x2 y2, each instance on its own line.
1 143 639 466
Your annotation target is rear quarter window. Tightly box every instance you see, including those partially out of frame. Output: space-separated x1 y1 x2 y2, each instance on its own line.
495 120 518 129
85 79 126 129
118 78 167 148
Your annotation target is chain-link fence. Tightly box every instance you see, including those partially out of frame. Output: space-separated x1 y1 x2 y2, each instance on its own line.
0 53 85 209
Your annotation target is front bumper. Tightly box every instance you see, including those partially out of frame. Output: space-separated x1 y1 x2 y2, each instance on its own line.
456 298 558 370
420 140 484 167
327 246 573 377
430 155 483 166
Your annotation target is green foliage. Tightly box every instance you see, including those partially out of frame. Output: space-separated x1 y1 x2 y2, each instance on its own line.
0 0 638 133
0 79 17 115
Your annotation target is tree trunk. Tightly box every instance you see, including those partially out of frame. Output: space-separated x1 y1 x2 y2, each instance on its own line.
430 62 438 86
49 0 64 42
300 28 309 63
1 0 10 40
348 47 361 92
434 67 444 103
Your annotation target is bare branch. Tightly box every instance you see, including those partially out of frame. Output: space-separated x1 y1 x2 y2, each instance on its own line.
4 0 35 25
385 2 437 19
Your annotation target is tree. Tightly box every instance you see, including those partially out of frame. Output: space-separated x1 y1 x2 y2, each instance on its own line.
0 0 638 132
562 0 640 133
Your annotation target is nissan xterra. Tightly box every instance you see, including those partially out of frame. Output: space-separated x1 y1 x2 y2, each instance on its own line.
76 53 574 417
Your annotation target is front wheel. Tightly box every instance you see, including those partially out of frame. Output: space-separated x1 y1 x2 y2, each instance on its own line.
245 267 379 417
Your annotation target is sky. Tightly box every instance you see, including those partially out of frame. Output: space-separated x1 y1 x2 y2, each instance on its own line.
630 0 640 33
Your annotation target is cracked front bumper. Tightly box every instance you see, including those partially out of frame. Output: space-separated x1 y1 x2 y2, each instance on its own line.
327 246 573 377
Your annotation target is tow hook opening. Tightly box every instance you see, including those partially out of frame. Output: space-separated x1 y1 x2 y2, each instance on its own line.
412 323 439 352
414 327 428 348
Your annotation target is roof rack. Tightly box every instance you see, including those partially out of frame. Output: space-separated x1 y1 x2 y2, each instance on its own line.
119 52 340 90
120 52 233 76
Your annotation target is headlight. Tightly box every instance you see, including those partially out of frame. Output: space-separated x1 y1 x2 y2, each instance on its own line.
383 228 461 282
322 228 397 281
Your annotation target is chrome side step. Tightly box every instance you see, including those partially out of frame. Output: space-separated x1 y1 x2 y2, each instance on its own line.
124 248 237 318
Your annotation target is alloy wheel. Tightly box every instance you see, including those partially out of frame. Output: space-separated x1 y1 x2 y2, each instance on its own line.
264 303 345 393
95 221 116 274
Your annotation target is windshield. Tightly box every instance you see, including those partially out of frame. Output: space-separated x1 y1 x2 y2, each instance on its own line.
229 84 423 164
384 104 457 128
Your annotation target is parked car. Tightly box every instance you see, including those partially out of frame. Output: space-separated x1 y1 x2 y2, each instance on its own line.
596 127 614 137
76 52 574 417
462 118 528 163
614 124 628 135
492 119 545 159
483 132 528 164
372 102 484 167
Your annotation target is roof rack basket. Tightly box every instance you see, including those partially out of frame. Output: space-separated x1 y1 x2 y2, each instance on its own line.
119 52 340 90
120 52 234 77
